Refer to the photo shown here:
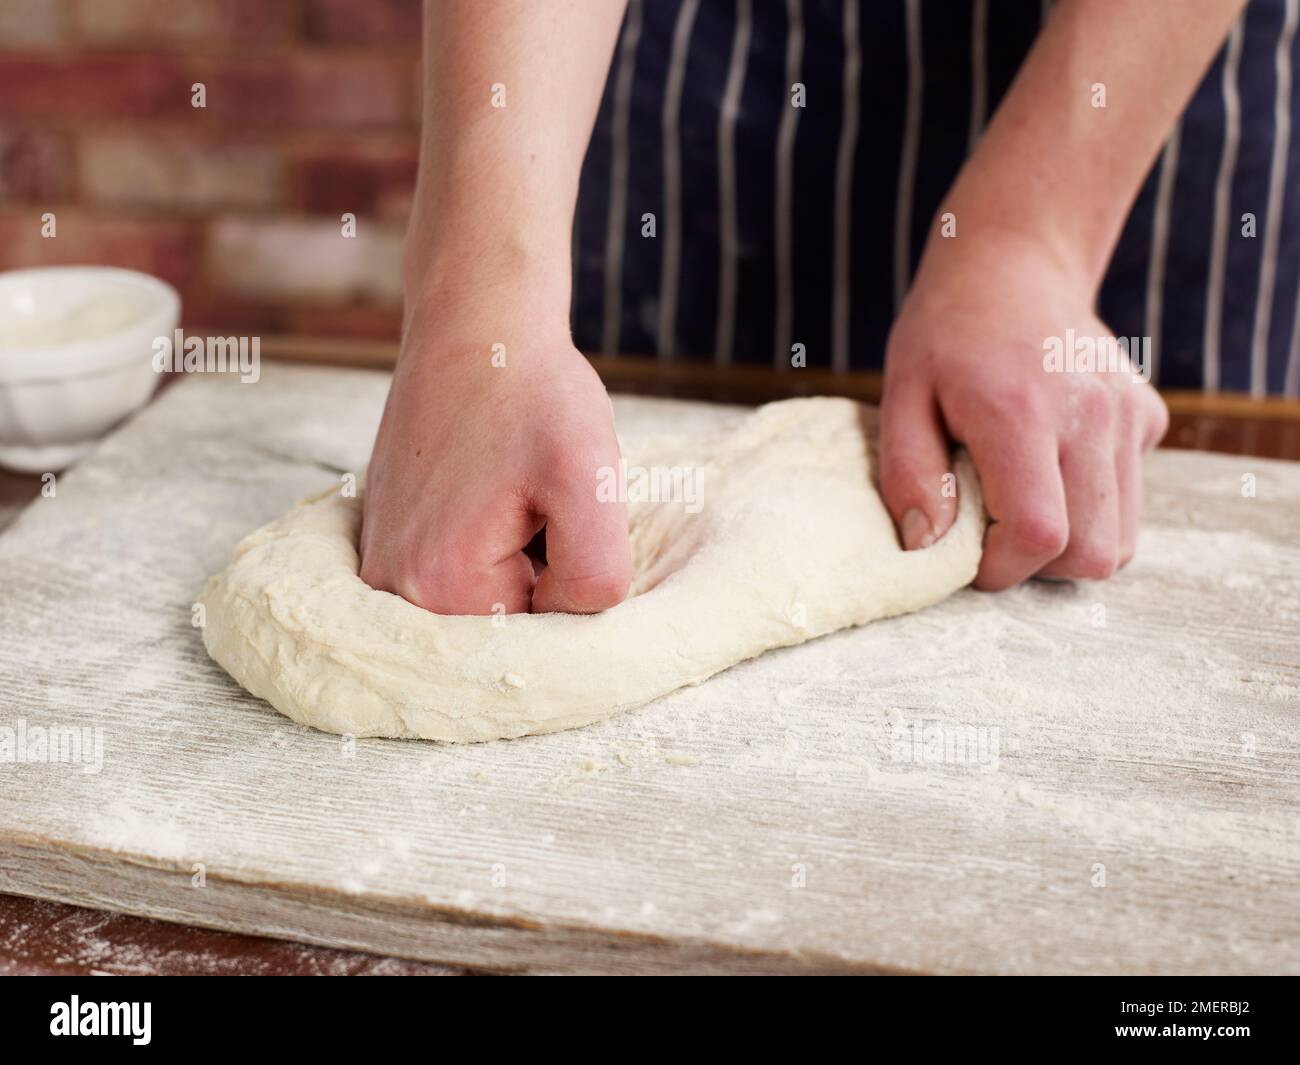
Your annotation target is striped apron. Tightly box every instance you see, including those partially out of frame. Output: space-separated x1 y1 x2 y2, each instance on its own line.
573 0 1300 396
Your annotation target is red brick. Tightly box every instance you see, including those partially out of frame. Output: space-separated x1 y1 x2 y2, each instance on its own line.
179 299 403 343
303 0 421 46
284 304 403 341
70 0 297 50
202 55 418 128
78 134 284 213
0 55 191 121
0 210 202 291
180 295 294 337
0 54 417 128
0 126 72 202
0 0 72 47
203 215 403 305
288 139 417 220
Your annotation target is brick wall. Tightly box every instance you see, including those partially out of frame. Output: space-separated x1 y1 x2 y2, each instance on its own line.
0 0 421 341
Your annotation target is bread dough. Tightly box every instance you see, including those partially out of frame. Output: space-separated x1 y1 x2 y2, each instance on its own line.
200 398 985 742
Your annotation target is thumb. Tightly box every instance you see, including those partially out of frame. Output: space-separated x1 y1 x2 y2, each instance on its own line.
530 450 633 614
879 376 957 550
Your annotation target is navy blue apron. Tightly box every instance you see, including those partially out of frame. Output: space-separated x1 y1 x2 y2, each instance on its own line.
573 0 1300 396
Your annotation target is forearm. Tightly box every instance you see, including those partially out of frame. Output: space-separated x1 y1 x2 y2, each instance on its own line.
405 0 627 310
936 0 1247 291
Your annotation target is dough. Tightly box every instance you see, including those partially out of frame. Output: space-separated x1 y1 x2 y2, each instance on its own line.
200 398 985 742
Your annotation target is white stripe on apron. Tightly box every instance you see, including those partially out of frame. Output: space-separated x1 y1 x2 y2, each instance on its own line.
1144 122 1182 387
570 198 580 333
774 0 804 368
1286 273 1300 395
1250 0 1298 396
656 0 701 360
832 0 861 373
968 0 988 155
601 0 643 356
715 0 753 364
1203 17 1244 393
895 0 923 312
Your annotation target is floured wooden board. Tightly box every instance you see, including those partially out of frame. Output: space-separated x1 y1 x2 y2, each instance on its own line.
0 364 1297 974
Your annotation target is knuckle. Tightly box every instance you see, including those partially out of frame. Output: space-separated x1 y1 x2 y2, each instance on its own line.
880 454 931 498
1076 382 1117 431
557 448 618 498
552 443 597 476
1006 513 1069 560
1066 542 1118 581
400 542 478 613
998 384 1048 425
558 567 631 611
1146 390 1171 441
401 572 460 613
357 552 392 594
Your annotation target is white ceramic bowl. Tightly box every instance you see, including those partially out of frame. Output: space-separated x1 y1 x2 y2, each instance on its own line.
0 266 180 472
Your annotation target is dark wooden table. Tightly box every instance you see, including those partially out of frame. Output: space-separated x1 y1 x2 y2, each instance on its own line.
3 345 1297 976
0 896 463 976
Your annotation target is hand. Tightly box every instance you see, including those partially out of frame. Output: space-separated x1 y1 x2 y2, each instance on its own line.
359 280 631 615
879 230 1169 590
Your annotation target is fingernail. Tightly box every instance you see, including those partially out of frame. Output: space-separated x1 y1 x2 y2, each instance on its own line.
901 508 936 550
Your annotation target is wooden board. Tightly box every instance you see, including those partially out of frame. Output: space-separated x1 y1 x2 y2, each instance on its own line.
0 364 1297 974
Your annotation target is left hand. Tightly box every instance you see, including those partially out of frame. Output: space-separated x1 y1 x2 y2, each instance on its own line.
879 229 1169 590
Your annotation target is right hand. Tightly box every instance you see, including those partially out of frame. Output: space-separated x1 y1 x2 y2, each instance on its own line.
359 281 632 616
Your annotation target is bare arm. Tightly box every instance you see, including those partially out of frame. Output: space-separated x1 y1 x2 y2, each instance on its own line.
948 0 1247 291
362 1 632 616
403 0 627 306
